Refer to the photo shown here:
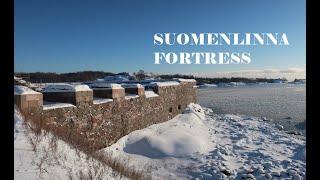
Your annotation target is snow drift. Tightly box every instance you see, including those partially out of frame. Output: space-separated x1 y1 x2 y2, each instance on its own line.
103 104 210 159
119 104 211 158
103 103 306 179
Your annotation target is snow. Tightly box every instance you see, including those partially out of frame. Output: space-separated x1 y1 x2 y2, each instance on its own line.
14 90 306 180
14 76 21 80
101 103 306 179
42 83 74 92
42 83 92 92
43 101 75 110
121 83 143 88
125 94 139 100
14 106 123 180
229 82 246 86
145 90 159 98
150 81 180 87
108 104 210 158
93 97 113 104
199 83 218 88
14 86 41 95
217 82 247 87
74 84 92 91
174 78 197 82
89 83 123 89
104 75 129 82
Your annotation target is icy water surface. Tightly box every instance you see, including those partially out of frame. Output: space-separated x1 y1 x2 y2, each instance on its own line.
197 83 306 134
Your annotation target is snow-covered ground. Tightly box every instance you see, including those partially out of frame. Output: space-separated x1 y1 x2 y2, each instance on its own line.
101 103 306 180
15 103 306 179
14 107 125 180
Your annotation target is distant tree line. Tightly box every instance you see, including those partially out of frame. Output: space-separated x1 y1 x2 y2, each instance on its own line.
15 71 289 84
15 71 115 83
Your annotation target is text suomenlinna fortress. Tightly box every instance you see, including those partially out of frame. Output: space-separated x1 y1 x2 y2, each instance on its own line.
153 33 289 65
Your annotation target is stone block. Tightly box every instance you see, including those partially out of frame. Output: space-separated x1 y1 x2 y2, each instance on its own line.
75 90 93 105
14 92 43 112
137 87 145 97
112 88 125 99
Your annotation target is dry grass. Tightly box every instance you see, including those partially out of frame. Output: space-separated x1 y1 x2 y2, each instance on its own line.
21 110 149 180
91 152 147 180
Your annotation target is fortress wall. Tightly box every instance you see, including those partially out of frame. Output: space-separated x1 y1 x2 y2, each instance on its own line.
43 90 93 106
15 80 197 149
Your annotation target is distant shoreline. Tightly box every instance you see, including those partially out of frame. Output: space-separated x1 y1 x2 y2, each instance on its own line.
14 71 305 85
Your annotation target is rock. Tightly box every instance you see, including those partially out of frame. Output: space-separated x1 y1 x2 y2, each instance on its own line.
262 117 269 121
287 131 302 135
271 171 281 177
275 124 284 130
236 123 245 128
202 173 212 179
280 171 289 178
293 174 302 180
220 148 229 155
217 151 223 157
220 168 232 176
265 173 272 179
299 171 305 177
263 162 273 169
246 168 254 174
244 116 253 120
212 173 225 180
288 169 297 176
230 118 238 122
258 169 265 174
241 174 255 179
282 159 292 164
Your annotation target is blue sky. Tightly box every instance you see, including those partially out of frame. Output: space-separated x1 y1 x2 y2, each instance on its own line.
14 0 305 75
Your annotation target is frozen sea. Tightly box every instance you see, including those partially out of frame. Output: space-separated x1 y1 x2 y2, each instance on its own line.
197 83 306 134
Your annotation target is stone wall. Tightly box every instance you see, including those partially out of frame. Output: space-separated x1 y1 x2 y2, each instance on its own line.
15 80 197 149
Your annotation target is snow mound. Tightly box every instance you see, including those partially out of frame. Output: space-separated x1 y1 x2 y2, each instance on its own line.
150 81 180 87
43 83 92 92
89 83 123 89
42 83 74 92
174 78 197 82
74 84 92 91
106 103 212 158
121 83 143 88
14 86 40 95
103 103 306 179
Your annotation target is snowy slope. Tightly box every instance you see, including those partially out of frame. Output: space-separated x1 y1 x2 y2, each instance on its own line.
101 103 306 180
14 107 124 180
